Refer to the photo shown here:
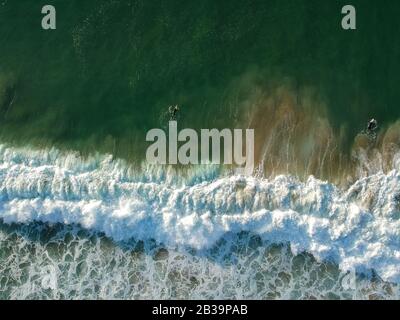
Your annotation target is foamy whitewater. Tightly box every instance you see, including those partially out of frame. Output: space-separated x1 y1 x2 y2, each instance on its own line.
0 143 399 291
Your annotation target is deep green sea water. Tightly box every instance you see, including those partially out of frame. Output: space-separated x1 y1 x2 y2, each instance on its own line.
0 0 400 300
1 0 399 175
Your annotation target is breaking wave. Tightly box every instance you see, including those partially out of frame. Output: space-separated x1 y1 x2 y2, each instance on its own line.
0 144 399 285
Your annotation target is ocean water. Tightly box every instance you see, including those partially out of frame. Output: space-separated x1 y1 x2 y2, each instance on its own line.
0 144 399 299
0 0 400 299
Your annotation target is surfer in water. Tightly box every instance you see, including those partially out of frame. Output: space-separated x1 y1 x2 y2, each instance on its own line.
365 118 378 140
169 105 180 121
367 118 378 133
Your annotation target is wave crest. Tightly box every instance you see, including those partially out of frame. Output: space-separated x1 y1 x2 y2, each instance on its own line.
0 144 399 282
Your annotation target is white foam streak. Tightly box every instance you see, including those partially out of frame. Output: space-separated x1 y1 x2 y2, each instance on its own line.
0 144 399 282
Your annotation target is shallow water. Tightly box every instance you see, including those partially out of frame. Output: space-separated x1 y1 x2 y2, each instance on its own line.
0 144 399 299
0 223 398 300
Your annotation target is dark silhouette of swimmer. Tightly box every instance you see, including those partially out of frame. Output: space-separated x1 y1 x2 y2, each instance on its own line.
367 118 378 133
363 118 379 141
169 105 180 120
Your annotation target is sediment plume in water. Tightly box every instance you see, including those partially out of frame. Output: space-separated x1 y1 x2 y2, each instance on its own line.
238 81 400 184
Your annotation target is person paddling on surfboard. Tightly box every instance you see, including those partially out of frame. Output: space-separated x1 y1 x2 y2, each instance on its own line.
169 105 180 121
367 118 378 133
365 118 378 141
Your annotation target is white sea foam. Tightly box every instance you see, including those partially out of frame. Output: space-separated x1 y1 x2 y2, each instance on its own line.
0 144 399 282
